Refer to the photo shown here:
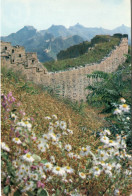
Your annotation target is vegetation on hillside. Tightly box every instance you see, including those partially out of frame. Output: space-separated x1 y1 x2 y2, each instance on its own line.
1 68 131 196
43 35 120 72
1 63 132 195
86 53 131 149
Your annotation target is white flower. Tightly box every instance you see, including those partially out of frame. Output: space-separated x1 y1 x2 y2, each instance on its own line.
52 115 57 119
1 142 10 152
48 126 54 133
12 137 22 144
43 162 53 172
31 173 38 181
60 121 67 130
105 170 112 177
80 146 91 156
126 117 130 120
22 153 34 163
100 136 109 144
79 172 86 179
43 134 50 140
119 98 126 103
98 150 109 161
50 156 56 163
113 108 122 115
91 166 101 177
67 129 73 134
65 144 72 152
62 131 68 135
104 129 111 136
44 116 51 120
114 189 120 195
49 132 57 142
64 166 74 174
38 143 47 152
108 140 118 147
54 121 60 128
11 113 17 121
119 104 130 113
52 166 66 176
68 152 74 158
19 164 26 172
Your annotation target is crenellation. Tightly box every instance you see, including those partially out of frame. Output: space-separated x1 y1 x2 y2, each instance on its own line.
1 37 128 101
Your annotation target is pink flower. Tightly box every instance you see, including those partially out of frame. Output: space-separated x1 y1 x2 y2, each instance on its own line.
24 149 29 154
37 181 45 189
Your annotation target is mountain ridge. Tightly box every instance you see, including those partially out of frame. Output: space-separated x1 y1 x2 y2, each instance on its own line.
1 24 130 62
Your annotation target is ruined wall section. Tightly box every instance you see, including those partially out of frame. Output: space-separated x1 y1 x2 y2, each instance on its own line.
1 38 128 101
40 38 128 101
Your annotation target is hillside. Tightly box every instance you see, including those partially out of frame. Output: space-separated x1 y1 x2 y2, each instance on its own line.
43 35 120 72
1 61 131 195
1 26 83 62
1 24 131 63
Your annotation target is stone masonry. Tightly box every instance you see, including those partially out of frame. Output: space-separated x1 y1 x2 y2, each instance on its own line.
1 37 128 101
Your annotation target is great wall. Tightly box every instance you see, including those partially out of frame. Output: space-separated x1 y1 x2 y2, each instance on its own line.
1 36 128 101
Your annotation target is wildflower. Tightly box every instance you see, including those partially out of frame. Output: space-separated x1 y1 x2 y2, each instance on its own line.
91 166 101 177
22 153 34 163
113 108 122 115
98 150 108 161
64 166 74 174
32 173 38 181
43 134 50 140
54 121 60 128
108 140 118 147
37 181 45 189
119 97 126 103
68 152 74 158
67 129 73 134
52 166 66 176
10 113 17 121
104 129 111 135
60 121 67 130
38 143 46 152
105 170 112 177
65 144 72 152
80 146 91 156
1 142 10 152
114 189 120 195
52 114 57 119
79 172 86 179
126 117 130 120
48 126 54 133
43 162 53 172
119 104 130 113
49 132 57 141
100 136 109 144
62 131 68 135
44 116 51 120
12 137 22 144
50 156 56 163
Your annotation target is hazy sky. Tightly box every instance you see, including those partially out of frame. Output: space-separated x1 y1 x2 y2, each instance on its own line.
0 0 131 36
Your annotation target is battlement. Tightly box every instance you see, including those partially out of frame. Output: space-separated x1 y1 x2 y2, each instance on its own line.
1 37 128 101
1 41 47 73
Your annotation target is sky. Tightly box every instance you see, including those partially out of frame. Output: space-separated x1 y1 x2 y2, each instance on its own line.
0 0 131 36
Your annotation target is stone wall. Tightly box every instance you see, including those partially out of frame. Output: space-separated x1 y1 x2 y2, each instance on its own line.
1 37 128 101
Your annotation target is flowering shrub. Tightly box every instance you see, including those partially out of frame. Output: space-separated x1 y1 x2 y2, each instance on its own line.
1 93 132 195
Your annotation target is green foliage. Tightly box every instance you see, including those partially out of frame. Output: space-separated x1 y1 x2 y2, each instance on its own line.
43 35 120 72
57 41 91 60
37 189 49 196
86 55 131 113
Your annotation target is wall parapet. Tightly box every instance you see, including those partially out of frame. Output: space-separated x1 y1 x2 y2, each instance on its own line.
1 37 128 101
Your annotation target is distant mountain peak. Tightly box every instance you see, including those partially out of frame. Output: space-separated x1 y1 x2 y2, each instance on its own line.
23 25 36 30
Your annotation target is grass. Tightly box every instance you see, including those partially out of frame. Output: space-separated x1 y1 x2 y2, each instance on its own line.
43 36 120 72
1 67 131 196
